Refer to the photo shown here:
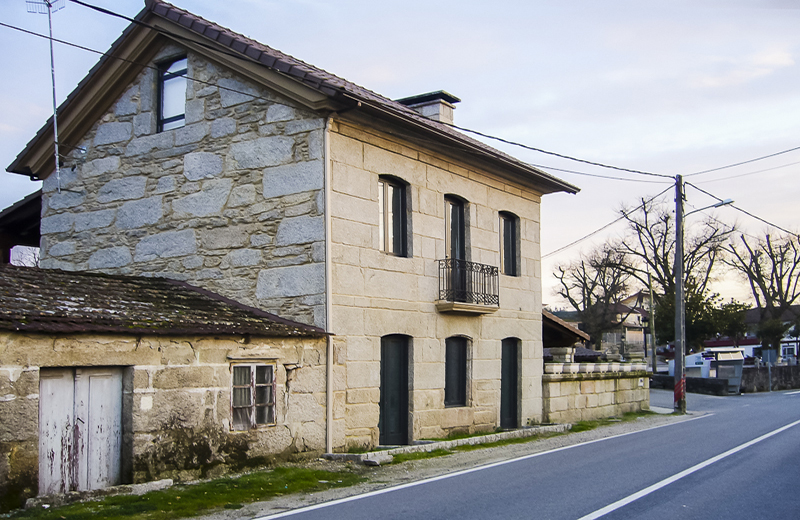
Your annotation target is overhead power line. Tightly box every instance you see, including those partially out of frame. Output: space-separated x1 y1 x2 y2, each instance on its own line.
694 160 800 184
686 182 798 238
12 3 800 190
542 185 672 259
0 19 671 184
684 144 800 178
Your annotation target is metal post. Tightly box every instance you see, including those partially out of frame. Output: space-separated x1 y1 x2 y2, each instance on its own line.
648 272 656 373
47 0 61 192
674 175 686 413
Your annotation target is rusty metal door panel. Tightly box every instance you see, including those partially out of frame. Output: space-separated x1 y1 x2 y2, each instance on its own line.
38 367 123 495
38 369 75 496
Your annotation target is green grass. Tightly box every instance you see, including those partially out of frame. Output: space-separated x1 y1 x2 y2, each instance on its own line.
8 467 364 520
452 431 566 452
570 410 657 433
421 429 499 442
390 449 453 464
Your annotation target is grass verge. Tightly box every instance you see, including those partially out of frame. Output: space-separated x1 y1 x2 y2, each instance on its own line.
8 467 364 520
389 449 453 464
570 410 657 433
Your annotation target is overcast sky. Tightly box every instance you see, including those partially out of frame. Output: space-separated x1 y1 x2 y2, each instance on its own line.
2 0 799 305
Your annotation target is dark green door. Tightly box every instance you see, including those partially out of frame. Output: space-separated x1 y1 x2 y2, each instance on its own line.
500 338 518 429
380 335 409 445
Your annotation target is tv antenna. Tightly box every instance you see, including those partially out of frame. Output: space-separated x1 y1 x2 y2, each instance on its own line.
26 0 66 193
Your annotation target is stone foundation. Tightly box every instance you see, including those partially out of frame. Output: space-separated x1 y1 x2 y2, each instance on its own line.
0 331 327 511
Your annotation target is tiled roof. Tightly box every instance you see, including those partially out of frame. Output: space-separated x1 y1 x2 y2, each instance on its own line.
0 264 325 337
144 0 576 193
543 309 590 341
9 0 578 195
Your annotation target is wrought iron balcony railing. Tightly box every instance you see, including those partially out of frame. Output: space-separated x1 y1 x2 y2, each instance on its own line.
437 258 499 306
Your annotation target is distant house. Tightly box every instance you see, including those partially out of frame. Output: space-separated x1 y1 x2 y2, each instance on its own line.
704 305 800 360
2 0 581 505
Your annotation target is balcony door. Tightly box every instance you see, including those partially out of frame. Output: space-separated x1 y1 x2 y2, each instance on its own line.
445 197 467 301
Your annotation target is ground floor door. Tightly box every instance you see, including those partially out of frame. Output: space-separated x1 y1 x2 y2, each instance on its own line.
500 339 518 429
379 336 409 445
39 367 123 495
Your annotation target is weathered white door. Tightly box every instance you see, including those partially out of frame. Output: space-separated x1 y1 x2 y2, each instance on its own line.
39 368 123 495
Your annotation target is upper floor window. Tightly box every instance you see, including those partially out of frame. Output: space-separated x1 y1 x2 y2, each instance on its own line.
445 196 466 261
231 363 275 431
499 211 519 276
158 57 187 132
378 177 408 256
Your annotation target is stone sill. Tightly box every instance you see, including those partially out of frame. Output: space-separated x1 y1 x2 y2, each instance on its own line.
435 301 499 315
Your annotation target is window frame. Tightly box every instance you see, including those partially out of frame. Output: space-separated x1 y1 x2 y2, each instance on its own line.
378 176 410 257
230 363 276 431
444 336 468 407
157 56 188 132
499 211 520 276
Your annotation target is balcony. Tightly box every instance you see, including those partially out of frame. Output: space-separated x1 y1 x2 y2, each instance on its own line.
436 259 499 315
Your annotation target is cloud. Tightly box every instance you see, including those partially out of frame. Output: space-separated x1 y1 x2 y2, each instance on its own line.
694 48 795 88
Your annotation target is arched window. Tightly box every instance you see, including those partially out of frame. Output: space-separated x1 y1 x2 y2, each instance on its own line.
500 338 520 429
378 176 410 257
499 211 519 276
380 334 411 445
157 56 187 132
445 336 469 407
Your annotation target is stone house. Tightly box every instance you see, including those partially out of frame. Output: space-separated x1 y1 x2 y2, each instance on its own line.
5 0 580 496
0 264 327 510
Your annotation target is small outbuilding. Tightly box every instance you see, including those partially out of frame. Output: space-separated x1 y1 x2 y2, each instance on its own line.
0 264 327 510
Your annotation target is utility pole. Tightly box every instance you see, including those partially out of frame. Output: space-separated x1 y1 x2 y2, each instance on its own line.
648 272 656 373
674 175 686 414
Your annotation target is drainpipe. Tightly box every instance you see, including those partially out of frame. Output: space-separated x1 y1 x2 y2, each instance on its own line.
324 115 334 454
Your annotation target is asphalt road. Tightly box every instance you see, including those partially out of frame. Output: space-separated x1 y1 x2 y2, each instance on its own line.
258 389 800 520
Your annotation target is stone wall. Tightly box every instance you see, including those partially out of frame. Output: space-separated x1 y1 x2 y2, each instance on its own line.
39 44 326 327
0 331 327 511
542 363 650 424
327 118 546 448
741 365 800 392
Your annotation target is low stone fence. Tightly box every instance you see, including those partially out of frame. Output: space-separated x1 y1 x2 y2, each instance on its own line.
741 365 800 392
542 362 650 424
649 374 730 396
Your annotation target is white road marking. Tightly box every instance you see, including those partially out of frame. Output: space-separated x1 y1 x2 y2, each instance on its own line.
577 418 800 520
254 414 713 519
785 390 800 395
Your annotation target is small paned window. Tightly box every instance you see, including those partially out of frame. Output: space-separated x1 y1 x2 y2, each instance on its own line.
158 57 187 132
499 212 519 276
378 177 408 256
444 336 467 407
231 364 275 431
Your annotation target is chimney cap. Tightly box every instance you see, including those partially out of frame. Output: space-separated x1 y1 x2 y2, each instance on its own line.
395 90 461 107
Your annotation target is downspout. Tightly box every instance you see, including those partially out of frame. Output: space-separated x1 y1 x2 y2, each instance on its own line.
324 115 334 454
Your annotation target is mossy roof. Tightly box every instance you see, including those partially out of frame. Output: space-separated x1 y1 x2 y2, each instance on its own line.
0 264 326 337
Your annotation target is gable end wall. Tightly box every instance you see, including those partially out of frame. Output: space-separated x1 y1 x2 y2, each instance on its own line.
38 45 326 328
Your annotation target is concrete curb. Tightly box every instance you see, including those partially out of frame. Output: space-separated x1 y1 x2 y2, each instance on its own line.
323 424 572 466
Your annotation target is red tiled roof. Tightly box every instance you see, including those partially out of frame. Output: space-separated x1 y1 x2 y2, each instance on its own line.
0 264 325 337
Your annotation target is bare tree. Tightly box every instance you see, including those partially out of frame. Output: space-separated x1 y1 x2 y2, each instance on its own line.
10 246 40 267
554 246 637 348
617 197 734 296
725 233 800 350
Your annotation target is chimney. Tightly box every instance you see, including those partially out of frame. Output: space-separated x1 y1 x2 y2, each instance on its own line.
395 90 461 125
